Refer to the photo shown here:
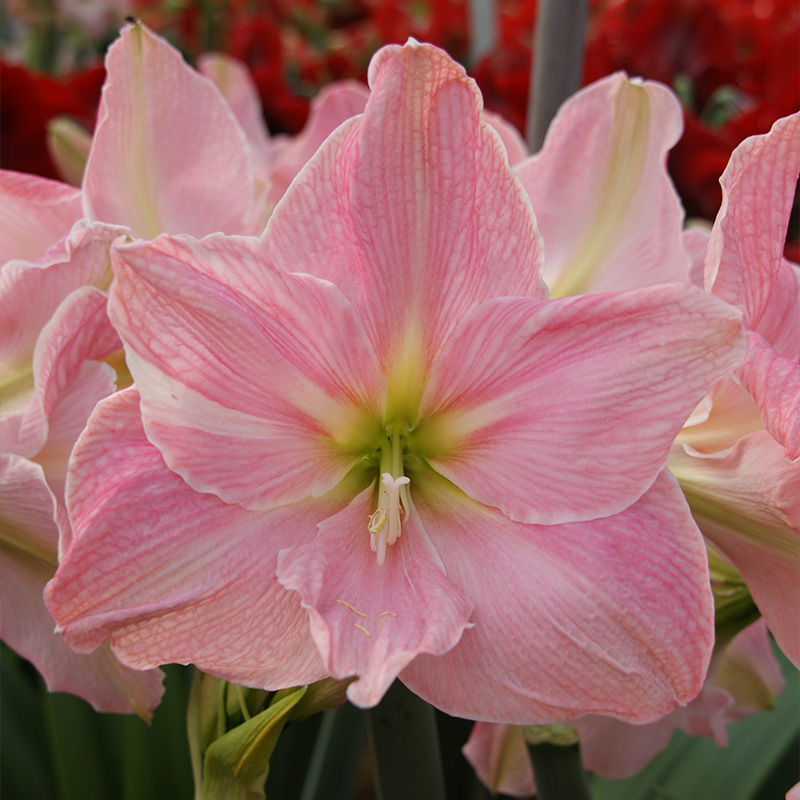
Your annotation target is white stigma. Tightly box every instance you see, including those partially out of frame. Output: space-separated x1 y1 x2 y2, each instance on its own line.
368 473 410 566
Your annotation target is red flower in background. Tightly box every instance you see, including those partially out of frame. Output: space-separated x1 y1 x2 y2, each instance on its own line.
3 0 797 229
229 15 312 134
0 60 104 178
584 0 800 220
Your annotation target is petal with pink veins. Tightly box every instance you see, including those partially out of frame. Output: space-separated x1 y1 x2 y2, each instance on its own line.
1 454 165 718
705 112 800 330
46 387 333 689
670 432 800 666
0 171 82 263
277 485 473 708
677 376 764 455
753 261 800 361
0 220 122 379
515 72 688 297
737 331 800 460
83 23 260 239
415 285 746 524
109 234 386 510
264 40 545 384
682 226 711 289
401 469 714 723
2 287 119 464
266 81 370 207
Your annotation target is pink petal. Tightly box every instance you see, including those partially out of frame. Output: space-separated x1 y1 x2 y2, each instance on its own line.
578 713 688 777
576 684 732 775
83 23 260 238
3 287 119 462
738 330 800 460
277 485 472 708
416 285 746 524
682 226 711 289
714 619 785 716
0 220 121 377
0 171 81 263
31 288 120 545
264 40 545 382
109 234 386 509
677 376 763 455
754 261 800 361
0 455 164 718
705 112 800 330
198 53 278 180
514 72 688 296
464 681 737 795
46 387 330 689
670 432 800 666
401 469 714 723
1 454 59 562
267 81 370 206
462 723 533 797
484 110 528 166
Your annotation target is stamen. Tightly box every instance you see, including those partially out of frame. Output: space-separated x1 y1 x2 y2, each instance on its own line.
367 473 410 566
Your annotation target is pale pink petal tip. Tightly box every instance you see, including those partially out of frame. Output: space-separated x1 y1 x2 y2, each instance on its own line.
84 22 258 238
514 71 688 295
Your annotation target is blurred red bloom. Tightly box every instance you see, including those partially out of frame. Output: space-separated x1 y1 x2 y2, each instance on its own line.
0 60 104 178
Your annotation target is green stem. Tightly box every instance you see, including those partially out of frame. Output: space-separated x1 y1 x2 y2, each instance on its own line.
367 681 446 800
299 703 366 800
526 741 593 800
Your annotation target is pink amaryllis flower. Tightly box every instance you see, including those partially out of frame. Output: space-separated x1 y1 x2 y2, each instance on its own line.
515 74 800 668
48 41 746 721
672 110 800 667
0 236 165 714
0 19 372 715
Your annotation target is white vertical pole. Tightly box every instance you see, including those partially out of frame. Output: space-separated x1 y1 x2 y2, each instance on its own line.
526 0 589 152
468 0 497 64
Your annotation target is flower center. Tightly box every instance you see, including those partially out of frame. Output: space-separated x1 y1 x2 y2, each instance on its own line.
366 428 411 565
368 473 410 566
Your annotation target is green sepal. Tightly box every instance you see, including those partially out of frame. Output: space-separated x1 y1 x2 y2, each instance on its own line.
200 686 308 800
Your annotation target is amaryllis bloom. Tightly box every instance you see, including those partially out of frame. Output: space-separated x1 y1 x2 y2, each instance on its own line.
0 21 267 250
0 223 164 715
672 111 800 667
463 618 785 796
0 20 375 713
48 41 746 721
514 73 800 668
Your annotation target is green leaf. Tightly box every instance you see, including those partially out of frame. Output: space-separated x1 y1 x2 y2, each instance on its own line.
0 648 193 800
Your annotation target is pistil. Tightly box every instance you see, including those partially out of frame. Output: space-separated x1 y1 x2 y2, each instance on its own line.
369 473 410 566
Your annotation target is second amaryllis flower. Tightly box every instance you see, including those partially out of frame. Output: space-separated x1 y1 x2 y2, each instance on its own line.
47 41 745 723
